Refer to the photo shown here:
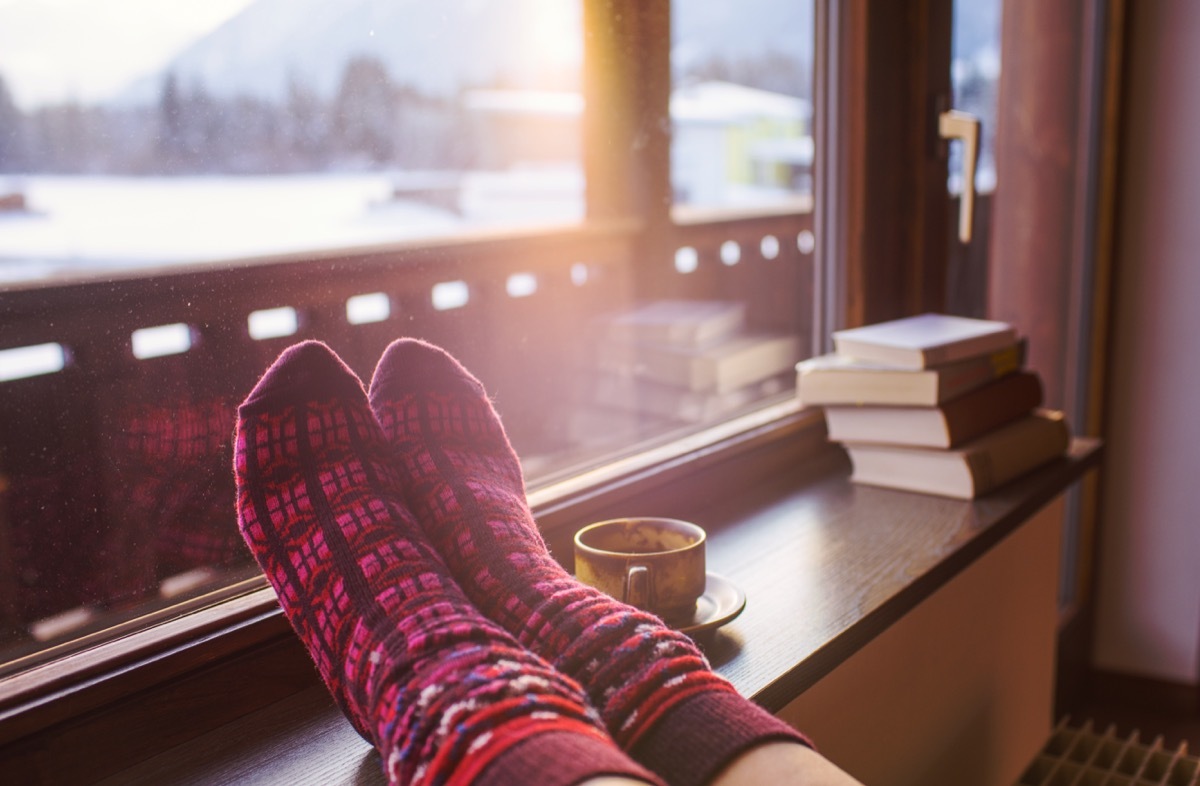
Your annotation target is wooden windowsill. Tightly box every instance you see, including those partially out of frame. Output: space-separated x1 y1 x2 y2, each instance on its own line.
74 438 1101 784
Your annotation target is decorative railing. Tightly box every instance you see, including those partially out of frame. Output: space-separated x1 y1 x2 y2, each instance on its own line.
0 209 816 668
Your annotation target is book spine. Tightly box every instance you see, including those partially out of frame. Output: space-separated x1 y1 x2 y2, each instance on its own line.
963 413 1069 494
940 372 1043 446
937 341 1026 400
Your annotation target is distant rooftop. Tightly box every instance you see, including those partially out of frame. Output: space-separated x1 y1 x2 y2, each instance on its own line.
463 80 812 124
671 81 811 123
463 90 584 116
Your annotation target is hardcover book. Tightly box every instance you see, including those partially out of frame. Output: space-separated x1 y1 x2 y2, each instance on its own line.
823 371 1043 448
832 313 1018 369
797 340 1025 407
844 409 1070 499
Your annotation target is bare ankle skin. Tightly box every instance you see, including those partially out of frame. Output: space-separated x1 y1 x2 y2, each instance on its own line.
707 742 864 786
576 742 863 786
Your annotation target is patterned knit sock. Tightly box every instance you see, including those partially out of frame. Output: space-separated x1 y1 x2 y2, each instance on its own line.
369 338 811 786
235 341 659 786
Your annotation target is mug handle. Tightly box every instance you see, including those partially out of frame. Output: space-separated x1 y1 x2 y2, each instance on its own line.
625 564 653 609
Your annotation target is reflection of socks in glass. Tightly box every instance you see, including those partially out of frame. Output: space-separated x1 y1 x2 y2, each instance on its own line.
235 341 658 786
370 339 810 786
134 399 240 567
104 397 240 601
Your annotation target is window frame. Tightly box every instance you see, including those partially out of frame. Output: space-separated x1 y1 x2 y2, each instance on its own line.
0 0 960 760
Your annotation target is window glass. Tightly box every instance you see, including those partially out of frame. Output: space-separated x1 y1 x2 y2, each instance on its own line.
556 0 817 475
0 0 583 283
945 0 1001 318
951 0 1001 195
0 1 817 675
0 0 585 672
670 0 814 210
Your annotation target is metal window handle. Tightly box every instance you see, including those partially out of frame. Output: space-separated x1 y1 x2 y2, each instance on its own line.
939 110 981 243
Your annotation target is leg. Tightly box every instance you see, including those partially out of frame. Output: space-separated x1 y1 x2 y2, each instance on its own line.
234 341 660 786
709 743 864 786
369 339 813 786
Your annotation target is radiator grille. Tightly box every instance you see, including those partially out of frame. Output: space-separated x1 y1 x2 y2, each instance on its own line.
1019 718 1200 786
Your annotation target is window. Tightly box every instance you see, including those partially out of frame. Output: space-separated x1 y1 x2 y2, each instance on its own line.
945 0 1002 318
0 4 1114 777
0 0 823 677
950 0 1000 196
0 2 584 279
670 1 814 209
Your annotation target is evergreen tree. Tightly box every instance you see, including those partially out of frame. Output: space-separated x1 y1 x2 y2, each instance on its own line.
31 101 92 173
0 72 27 172
157 72 187 170
284 74 327 170
331 56 398 165
183 80 221 171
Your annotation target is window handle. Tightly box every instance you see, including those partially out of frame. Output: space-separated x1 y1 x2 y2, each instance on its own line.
939 110 981 243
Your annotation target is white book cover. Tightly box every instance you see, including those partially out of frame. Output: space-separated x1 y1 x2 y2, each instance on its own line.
832 313 1018 369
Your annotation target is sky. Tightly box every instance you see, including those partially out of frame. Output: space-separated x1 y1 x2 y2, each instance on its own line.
0 0 256 109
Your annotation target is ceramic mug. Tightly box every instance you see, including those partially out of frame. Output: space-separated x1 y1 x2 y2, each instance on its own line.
573 517 707 625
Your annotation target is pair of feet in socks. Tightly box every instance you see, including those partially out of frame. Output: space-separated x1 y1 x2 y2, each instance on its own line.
234 339 808 786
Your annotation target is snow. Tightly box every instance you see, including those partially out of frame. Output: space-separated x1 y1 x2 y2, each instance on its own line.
671 81 811 123
0 171 582 284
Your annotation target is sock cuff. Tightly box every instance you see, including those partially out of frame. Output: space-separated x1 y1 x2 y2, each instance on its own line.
477 729 664 786
628 691 812 786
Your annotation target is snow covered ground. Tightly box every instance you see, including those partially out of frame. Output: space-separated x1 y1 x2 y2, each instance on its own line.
0 170 585 284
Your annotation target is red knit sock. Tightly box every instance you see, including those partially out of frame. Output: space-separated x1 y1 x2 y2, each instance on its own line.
369 338 811 786
235 341 659 786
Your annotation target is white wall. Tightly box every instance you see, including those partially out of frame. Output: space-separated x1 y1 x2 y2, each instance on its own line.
782 501 1063 786
1093 0 1200 686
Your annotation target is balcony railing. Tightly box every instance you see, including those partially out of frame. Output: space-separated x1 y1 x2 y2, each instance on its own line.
0 208 816 672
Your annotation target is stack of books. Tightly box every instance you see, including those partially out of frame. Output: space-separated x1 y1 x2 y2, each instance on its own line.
797 313 1070 499
580 300 801 429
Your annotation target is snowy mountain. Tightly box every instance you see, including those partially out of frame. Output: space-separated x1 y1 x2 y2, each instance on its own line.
122 0 584 104
120 0 817 106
